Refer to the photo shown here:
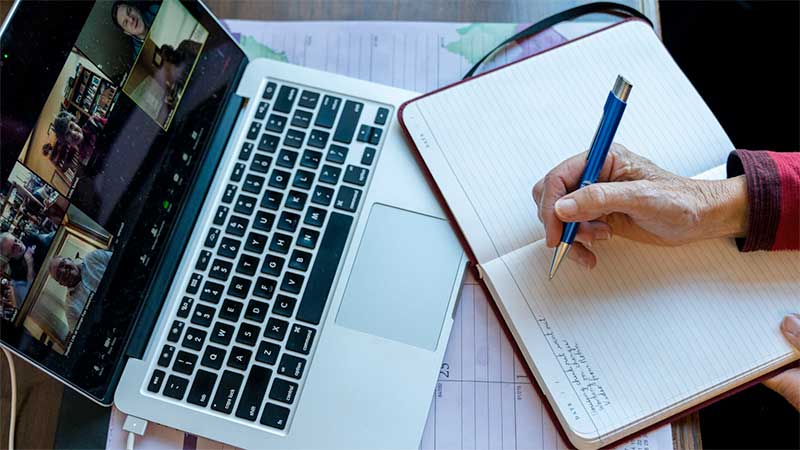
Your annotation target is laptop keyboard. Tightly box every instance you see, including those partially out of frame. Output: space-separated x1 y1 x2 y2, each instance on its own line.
145 80 391 433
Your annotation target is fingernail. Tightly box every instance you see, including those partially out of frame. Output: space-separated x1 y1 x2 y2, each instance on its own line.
596 231 612 241
555 198 577 217
782 315 800 337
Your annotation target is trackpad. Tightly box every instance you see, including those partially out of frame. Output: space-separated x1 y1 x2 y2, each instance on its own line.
336 204 463 351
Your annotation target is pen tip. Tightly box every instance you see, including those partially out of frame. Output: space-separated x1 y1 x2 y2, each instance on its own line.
548 242 571 280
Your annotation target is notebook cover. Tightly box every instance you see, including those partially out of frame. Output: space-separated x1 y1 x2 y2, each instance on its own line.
397 17 797 449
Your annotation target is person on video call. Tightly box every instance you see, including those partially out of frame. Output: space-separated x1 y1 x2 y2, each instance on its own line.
0 231 52 285
532 145 799 409
155 40 202 108
111 1 159 59
52 111 107 163
48 249 112 331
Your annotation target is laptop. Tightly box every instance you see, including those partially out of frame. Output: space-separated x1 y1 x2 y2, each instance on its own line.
0 1 467 448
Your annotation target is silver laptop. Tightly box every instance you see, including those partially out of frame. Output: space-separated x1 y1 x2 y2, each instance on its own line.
0 1 466 448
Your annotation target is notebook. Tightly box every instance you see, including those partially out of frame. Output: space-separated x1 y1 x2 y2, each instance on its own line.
399 19 800 449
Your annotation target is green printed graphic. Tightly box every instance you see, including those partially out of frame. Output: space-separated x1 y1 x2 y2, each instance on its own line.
239 35 290 62
445 23 518 64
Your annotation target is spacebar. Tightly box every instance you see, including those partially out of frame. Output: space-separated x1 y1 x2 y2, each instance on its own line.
296 212 353 325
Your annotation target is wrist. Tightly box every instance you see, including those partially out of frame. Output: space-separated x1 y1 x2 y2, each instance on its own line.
698 176 748 239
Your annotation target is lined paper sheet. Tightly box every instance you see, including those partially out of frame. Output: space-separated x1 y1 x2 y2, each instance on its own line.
483 238 799 446
408 20 733 259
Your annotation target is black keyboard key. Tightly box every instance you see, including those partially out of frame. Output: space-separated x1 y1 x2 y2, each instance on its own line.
245 232 268 254
164 375 189 400
258 133 280 153
253 276 277 300
278 211 300 232
195 250 212 272
167 320 184 342
236 254 259 276
280 271 305 294
256 341 280 365
251 153 272 174
285 190 307 211
357 124 371 142
245 300 269 322
311 186 334 206
292 169 314 190
265 317 289 341
227 276 252 299
236 323 260 346
211 370 244 414
284 129 305 148
253 211 275 232
266 114 287 133
158 345 175 367
270 233 293 254
239 142 254 161
361 147 376 165
277 354 306 379
343 165 369 186
287 324 316 354
247 121 261 140
218 237 241 259
227 215 249 237
274 86 297 113
298 228 320 249
273 294 297 318
369 127 383 145
204 227 221 247
231 163 246 183
187 370 217 407
222 184 237 204
289 250 312 272
333 100 363 143
269 378 298 404
255 101 269 120
276 149 299 168
319 165 341 185
262 254 285 277
236 365 272 421
298 90 319 109
268 169 291 190
304 207 327 227
200 281 224 304
219 299 243 322
375 107 389 125
209 258 233 281
261 190 283 211
148 370 166 393
334 185 362 212
187 273 202 294
301 149 322 169
182 327 206 351
315 95 341 128
291 109 312 128
242 174 265 194
228 346 252 370
211 322 235 345
213 206 229 226
201 345 226 370
297 212 353 324
191 303 216 327
308 129 329 148
177 297 193 318
263 82 277 100
173 350 198 375
326 144 348 164
261 403 290 430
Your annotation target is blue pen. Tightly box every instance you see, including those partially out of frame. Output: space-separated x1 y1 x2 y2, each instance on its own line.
549 75 632 279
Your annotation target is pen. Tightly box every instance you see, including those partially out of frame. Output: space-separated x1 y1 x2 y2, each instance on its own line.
549 75 632 279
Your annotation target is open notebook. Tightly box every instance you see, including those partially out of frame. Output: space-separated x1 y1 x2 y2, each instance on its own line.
399 19 799 449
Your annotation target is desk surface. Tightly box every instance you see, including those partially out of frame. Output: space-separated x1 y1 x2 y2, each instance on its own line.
0 1 699 449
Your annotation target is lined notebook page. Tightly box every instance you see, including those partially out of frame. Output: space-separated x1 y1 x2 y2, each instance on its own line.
484 238 799 445
409 20 733 258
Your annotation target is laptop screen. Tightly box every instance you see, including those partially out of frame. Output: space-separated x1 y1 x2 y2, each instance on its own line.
0 0 245 399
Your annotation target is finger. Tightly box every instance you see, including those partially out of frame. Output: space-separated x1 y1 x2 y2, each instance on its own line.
539 152 590 247
554 181 643 223
574 221 612 247
532 179 545 223
565 242 597 269
764 368 800 411
781 314 800 349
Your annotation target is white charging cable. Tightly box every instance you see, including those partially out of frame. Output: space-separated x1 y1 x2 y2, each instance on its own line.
122 414 149 450
1 347 16 450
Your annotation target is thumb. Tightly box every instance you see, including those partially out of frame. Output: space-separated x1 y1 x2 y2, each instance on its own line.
764 368 800 411
554 181 641 222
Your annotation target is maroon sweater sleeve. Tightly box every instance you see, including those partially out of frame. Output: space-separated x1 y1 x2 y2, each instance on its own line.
727 150 800 251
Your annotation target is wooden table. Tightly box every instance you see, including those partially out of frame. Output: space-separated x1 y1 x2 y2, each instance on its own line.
0 1 700 448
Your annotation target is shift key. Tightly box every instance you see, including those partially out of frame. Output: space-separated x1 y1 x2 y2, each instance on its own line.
235 365 272 421
332 100 363 144
315 95 341 129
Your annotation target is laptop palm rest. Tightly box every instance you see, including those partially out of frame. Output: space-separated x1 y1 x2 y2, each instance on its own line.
335 203 463 351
